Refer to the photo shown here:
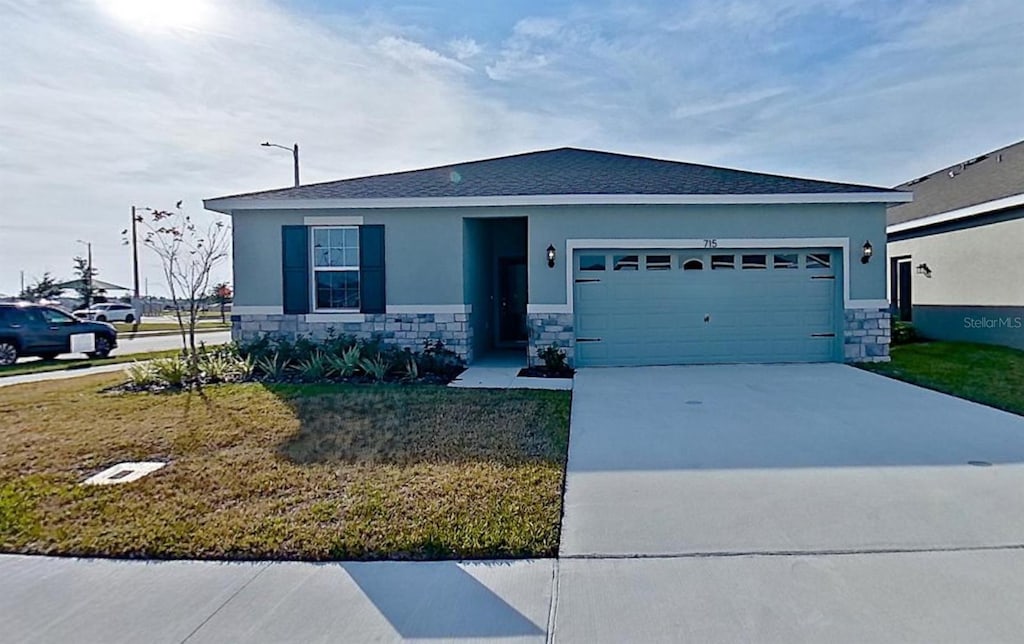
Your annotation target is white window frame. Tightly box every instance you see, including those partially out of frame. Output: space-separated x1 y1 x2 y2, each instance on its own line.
310 225 360 312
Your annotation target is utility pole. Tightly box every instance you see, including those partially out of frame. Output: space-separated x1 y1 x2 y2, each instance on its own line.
76 239 93 307
131 206 141 298
86 242 93 307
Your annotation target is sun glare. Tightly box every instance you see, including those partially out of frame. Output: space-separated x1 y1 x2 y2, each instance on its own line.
100 0 213 32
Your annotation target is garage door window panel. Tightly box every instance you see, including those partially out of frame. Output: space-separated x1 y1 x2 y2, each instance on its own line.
646 255 672 271
774 253 799 269
681 256 704 270
579 255 606 271
742 254 767 270
711 254 735 270
613 255 639 271
806 253 831 270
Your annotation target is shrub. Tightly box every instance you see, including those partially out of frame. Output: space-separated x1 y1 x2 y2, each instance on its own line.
196 347 253 383
151 356 189 387
254 351 290 380
124 361 160 388
359 354 390 382
537 343 568 371
417 339 466 378
295 351 330 382
892 320 918 345
327 344 363 378
402 356 419 382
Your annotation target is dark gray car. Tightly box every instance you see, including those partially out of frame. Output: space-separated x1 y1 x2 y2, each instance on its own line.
0 303 118 366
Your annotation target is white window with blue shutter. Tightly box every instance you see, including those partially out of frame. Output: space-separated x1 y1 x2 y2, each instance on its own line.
281 224 385 315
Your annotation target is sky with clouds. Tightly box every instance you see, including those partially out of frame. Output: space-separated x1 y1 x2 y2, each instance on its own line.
1 0 1022 297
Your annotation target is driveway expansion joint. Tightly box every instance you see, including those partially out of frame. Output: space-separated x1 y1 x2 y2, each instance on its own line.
545 558 561 644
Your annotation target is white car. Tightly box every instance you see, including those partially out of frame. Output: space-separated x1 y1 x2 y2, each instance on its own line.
73 302 138 323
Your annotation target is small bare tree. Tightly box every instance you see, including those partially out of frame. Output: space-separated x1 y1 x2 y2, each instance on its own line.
125 203 230 370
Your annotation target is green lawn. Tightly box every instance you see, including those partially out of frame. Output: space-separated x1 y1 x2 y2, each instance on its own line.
0 349 184 378
860 341 1024 416
0 375 571 560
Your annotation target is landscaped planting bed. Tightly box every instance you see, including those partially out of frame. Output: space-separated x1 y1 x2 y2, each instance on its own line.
0 374 571 560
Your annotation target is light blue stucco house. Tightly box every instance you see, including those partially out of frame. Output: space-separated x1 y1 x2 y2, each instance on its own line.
204 148 911 366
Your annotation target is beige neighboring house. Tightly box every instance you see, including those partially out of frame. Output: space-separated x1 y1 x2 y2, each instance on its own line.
887 139 1024 350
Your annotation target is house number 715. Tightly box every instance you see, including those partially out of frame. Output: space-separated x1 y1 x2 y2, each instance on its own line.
704 239 718 248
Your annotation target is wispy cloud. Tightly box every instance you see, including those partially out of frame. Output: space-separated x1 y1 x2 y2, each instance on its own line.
0 0 1021 295
448 36 482 61
0 0 586 293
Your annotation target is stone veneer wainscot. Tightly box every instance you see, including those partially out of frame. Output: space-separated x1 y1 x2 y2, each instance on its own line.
844 308 891 363
233 312 474 362
234 308 887 366
528 313 575 366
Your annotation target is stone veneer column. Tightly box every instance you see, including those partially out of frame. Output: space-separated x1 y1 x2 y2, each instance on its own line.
843 308 891 362
527 313 575 366
232 312 474 363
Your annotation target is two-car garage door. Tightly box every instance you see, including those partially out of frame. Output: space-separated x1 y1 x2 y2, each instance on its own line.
573 248 841 366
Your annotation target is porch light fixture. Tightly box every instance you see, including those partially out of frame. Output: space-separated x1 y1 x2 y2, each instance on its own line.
546 244 557 268
916 263 932 278
861 240 873 264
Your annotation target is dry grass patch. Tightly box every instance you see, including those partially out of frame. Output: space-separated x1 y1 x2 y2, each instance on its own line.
0 375 570 560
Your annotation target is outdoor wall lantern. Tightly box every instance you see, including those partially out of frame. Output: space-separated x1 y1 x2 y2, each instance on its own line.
861 240 873 264
546 244 557 268
916 263 932 278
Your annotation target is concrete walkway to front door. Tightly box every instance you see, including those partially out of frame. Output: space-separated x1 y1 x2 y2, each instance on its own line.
449 352 572 390
561 364 1024 557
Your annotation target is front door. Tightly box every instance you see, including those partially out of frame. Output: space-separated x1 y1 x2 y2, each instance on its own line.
497 257 528 345
892 258 913 321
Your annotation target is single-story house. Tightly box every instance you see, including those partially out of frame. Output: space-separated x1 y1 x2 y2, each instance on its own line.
887 139 1024 350
204 147 911 366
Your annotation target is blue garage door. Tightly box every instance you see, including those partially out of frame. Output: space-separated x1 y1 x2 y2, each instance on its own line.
573 249 841 366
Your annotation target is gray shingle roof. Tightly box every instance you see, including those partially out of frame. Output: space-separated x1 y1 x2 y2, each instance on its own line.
888 139 1024 225
210 147 902 203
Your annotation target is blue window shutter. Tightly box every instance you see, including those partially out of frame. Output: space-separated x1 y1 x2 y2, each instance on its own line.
359 225 386 314
281 225 310 315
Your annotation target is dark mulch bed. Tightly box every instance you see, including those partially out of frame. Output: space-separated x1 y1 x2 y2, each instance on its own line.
518 366 575 379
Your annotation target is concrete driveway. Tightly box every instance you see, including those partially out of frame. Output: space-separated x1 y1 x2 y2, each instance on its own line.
561 364 1024 557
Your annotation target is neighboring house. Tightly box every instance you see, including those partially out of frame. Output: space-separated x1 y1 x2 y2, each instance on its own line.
887 140 1024 350
205 147 910 366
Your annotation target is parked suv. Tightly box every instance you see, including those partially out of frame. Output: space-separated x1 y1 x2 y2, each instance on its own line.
0 303 118 366
73 302 138 323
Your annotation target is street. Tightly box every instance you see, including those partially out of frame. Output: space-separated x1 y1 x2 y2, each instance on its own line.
14 329 231 365
111 330 231 355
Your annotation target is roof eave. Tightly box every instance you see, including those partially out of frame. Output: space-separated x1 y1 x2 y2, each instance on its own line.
204 191 912 214
887 192 1024 234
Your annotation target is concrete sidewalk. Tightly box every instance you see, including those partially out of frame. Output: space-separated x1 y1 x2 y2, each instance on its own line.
6 549 1024 643
0 555 554 644
0 362 129 388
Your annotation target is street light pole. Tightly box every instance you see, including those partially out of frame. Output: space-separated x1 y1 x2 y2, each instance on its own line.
261 141 300 187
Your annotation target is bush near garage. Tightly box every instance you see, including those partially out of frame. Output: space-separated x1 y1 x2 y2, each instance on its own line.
892 319 919 346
